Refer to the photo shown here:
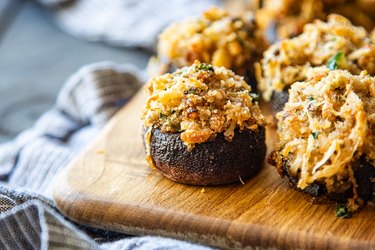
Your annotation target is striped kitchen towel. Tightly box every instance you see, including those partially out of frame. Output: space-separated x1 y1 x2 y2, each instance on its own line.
0 186 210 249
37 0 219 50
0 62 144 197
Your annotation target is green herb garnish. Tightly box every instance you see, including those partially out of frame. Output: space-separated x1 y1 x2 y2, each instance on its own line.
184 87 203 95
327 52 345 70
335 204 352 218
166 118 181 132
311 131 319 139
184 88 196 95
308 95 314 101
250 93 260 103
197 63 214 72
160 110 177 119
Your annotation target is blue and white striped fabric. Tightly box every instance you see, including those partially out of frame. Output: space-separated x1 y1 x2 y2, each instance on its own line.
0 62 145 197
0 186 211 249
39 0 219 50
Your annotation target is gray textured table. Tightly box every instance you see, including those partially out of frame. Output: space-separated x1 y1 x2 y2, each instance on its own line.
0 0 150 143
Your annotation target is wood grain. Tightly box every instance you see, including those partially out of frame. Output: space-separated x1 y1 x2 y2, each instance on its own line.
53 90 375 249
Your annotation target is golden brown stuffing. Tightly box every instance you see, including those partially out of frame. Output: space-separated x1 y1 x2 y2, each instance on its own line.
142 61 266 149
149 7 266 84
256 14 375 101
270 70 375 210
250 0 375 42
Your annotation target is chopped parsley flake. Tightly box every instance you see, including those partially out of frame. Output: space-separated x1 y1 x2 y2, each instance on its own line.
184 88 202 95
311 131 319 139
184 89 195 95
327 52 345 70
197 63 214 72
250 93 260 103
335 204 352 218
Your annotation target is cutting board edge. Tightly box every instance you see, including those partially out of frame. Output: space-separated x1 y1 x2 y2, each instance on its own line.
53 175 372 250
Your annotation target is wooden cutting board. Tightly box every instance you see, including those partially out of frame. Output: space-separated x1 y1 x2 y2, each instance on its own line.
53 90 375 250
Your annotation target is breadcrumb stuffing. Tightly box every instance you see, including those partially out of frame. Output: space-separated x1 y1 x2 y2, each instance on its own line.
253 0 375 42
142 61 266 149
256 14 375 101
270 70 375 211
150 7 266 80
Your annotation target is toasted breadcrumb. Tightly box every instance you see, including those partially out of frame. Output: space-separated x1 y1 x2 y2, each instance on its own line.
142 61 266 149
151 7 266 79
257 14 375 101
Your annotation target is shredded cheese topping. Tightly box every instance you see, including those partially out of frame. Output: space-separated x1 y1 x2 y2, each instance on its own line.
142 61 266 149
271 70 375 201
256 14 375 101
253 0 375 41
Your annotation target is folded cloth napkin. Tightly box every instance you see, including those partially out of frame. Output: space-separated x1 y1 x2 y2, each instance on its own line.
0 62 213 249
0 62 144 197
37 0 219 50
0 188 210 250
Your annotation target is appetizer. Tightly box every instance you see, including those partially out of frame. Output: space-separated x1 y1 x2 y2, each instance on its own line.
256 14 375 112
142 61 267 185
269 70 375 215
252 0 375 43
149 7 266 90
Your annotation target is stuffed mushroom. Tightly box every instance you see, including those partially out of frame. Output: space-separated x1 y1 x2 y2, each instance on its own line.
269 70 375 214
149 7 267 90
256 14 375 112
251 0 375 43
142 61 267 185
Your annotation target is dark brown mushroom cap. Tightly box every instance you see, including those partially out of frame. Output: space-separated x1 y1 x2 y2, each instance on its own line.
270 155 375 203
146 127 266 186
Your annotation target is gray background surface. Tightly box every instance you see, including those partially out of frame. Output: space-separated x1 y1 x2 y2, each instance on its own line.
0 0 150 143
